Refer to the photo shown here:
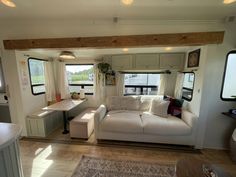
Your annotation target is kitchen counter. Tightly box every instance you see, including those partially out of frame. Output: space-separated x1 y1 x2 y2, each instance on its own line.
0 123 22 149
0 123 23 177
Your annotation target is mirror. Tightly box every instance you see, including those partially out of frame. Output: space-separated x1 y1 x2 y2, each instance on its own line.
221 51 236 101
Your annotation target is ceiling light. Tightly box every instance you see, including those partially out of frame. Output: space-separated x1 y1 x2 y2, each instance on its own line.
121 0 134 5
1 0 16 7
223 0 236 4
165 47 172 51
122 48 129 52
59 51 76 60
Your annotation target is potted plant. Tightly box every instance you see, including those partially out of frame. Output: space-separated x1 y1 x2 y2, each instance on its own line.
97 63 111 74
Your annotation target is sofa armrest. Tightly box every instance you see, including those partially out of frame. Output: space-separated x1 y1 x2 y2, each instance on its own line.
181 110 197 128
94 104 107 138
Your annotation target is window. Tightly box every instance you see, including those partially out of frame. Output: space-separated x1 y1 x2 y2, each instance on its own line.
124 73 160 95
221 51 236 101
182 72 195 101
66 64 94 95
28 58 46 95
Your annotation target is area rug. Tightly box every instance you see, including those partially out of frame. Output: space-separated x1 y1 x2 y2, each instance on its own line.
71 156 176 177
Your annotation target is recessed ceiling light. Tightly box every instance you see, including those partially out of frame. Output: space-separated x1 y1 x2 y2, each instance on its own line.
1 0 16 7
122 48 129 52
121 0 134 6
165 47 172 51
223 0 236 4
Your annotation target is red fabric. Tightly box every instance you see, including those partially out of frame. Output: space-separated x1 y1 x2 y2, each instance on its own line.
165 97 182 118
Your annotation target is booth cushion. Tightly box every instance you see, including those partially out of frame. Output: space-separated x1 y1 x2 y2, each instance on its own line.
142 112 191 136
100 110 143 133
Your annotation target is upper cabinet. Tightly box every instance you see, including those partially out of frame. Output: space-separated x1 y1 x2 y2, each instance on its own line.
111 55 133 70
159 53 185 70
134 54 160 70
109 53 185 71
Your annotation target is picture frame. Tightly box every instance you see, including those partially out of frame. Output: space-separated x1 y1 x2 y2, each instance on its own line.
105 72 116 86
187 49 201 68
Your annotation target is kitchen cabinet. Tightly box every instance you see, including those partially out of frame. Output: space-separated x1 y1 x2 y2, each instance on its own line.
134 54 160 69
111 55 133 70
160 53 185 70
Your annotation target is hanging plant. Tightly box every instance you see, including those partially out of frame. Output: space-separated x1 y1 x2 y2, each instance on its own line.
97 62 111 74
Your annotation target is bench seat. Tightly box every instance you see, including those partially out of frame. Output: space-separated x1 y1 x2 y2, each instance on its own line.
70 108 96 139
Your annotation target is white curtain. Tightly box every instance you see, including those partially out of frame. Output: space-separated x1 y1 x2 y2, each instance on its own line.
174 73 185 99
158 74 167 95
44 61 56 102
94 64 106 105
58 62 70 99
116 72 124 96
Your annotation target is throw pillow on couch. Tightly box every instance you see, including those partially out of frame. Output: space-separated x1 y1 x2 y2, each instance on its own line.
149 99 170 118
164 95 184 118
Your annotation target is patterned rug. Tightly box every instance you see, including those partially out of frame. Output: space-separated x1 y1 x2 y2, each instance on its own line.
72 156 176 177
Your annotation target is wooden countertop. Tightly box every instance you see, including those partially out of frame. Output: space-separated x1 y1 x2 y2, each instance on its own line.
0 123 22 149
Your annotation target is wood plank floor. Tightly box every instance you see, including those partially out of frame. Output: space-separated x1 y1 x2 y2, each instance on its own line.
20 140 236 177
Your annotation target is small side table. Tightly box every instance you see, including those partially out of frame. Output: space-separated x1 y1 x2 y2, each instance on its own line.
176 157 231 177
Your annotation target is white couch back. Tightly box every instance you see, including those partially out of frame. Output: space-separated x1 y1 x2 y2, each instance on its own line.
106 95 164 111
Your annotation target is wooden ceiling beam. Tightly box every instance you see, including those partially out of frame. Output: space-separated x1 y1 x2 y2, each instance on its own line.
3 31 225 50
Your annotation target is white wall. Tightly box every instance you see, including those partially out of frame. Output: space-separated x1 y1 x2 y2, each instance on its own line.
183 25 236 149
0 20 236 148
184 46 208 116
0 50 49 136
200 41 236 149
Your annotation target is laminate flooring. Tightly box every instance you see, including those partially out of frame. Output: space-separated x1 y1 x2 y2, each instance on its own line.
20 140 236 177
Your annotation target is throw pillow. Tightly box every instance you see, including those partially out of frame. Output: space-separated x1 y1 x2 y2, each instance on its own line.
164 96 184 118
149 99 170 118
140 96 163 111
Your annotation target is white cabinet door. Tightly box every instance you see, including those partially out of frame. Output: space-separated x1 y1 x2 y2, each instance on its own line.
160 53 185 69
111 55 133 70
134 54 159 69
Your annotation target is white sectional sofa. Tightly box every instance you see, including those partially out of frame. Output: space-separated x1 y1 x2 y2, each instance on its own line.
94 96 198 147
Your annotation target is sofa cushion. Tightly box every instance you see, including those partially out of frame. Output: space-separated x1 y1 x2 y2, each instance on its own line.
100 110 143 133
120 96 141 110
149 99 170 118
107 96 123 111
140 95 163 111
142 112 191 136
107 96 141 111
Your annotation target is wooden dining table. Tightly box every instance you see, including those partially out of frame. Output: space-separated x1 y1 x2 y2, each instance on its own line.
43 99 86 134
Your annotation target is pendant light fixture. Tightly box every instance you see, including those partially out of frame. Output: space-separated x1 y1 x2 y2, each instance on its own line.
1 0 16 7
59 51 76 60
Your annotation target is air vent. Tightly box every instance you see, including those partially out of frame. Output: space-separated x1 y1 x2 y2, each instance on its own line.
225 16 236 23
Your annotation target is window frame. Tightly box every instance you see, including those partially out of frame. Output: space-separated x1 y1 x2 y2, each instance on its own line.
124 73 160 96
220 50 236 101
66 64 94 95
182 72 195 102
0 57 6 93
28 57 47 96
